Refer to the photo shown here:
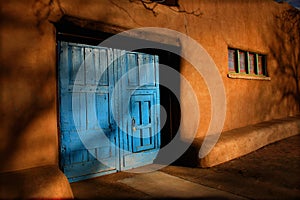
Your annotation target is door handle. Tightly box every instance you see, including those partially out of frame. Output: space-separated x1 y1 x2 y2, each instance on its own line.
132 118 136 132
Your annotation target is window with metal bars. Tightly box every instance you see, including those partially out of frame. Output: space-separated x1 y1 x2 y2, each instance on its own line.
228 48 268 77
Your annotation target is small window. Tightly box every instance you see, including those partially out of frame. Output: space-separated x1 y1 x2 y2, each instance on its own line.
228 48 268 80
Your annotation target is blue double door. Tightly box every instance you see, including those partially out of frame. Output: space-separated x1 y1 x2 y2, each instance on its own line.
58 42 160 182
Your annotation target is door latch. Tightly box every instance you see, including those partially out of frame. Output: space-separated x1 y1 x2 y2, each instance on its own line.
132 118 136 132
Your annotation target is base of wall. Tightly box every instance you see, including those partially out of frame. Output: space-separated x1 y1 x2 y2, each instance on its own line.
198 115 300 167
0 165 73 199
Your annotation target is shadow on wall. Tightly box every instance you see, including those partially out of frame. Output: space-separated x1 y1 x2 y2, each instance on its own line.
0 13 56 172
268 7 300 114
0 0 115 172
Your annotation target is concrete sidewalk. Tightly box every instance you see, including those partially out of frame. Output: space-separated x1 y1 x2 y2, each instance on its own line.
118 171 246 199
71 135 300 200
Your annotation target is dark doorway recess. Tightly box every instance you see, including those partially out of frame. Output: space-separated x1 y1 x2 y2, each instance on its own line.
136 48 181 148
56 19 181 154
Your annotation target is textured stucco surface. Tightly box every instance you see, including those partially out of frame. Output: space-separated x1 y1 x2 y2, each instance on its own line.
200 116 300 167
0 0 299 175
0 165 73 198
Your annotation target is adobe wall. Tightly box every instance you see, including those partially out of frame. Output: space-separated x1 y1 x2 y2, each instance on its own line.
0 0 299 172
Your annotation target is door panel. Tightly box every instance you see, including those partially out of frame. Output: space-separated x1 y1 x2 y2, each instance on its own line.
59 42 117 182
138 54 156 86
125 53 158 89
121 52 160 170
131 94 155 152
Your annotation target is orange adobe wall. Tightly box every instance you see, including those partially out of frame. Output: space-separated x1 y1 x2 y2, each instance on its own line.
0 0 299 172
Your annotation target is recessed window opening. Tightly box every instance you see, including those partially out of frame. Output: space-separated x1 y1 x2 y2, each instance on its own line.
228 47 268 77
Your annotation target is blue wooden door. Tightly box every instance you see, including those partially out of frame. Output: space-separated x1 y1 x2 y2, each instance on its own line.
120 52 160 170
58 42 160 181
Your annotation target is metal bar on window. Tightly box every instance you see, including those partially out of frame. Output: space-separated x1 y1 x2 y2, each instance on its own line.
246 52 250 74
236 49 240 73
255 53 259 75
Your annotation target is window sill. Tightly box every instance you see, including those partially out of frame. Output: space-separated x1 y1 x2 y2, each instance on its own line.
227 73 271 81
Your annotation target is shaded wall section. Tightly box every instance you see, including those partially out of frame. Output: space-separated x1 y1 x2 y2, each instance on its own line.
0 0 60 172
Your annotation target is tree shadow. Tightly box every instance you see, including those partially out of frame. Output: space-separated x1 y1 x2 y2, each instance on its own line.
268 6 300 113
0 9 56 172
